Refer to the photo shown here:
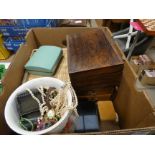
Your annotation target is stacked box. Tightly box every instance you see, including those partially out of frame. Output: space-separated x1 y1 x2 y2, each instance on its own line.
0 19 58 37
0 19 58 52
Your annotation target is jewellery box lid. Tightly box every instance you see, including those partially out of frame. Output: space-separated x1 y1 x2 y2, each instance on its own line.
25 46 62 73
67 29 124 74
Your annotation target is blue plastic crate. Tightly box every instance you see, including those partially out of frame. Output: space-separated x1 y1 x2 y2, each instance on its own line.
50 19 59 27
15 19 57 28
0 19 58 37
4 36 25 52
15 19 49 27
0 25 28 37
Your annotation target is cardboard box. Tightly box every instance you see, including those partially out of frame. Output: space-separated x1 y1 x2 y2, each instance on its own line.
1 27 155 134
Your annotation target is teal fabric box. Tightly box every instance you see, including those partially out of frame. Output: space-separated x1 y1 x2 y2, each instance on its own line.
25 46 62 76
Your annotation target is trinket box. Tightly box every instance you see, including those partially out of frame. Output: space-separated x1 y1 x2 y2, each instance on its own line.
16 89 41 120
67 29 124 100
74 116 84 133
139 69 155 86
97 100 120 131
25 46 62 76
74 101 99 132
97 101 117 121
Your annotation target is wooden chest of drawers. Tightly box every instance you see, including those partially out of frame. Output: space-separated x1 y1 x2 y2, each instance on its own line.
67 29 124 100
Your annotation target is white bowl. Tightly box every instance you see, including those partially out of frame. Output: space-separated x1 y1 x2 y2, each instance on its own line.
4 77 72 135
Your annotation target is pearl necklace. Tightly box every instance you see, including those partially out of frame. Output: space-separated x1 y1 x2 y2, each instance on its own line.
26 87 49 117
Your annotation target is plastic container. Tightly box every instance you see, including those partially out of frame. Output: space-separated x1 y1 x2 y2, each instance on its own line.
15 19 53 28
0 34 10 59
0 25 28 37
0 19 58 37
50 19 59 27
4 36 25 52
0 45 10 59
0 34 3 44
4 77 74 135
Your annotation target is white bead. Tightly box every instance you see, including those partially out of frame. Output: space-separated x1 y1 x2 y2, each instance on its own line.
47 110 55 119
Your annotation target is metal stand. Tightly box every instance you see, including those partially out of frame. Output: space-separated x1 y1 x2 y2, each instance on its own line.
127 31 141 60
113 19 138 51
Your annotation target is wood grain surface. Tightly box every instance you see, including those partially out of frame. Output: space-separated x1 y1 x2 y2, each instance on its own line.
67 29 123 73
67 29 124 100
